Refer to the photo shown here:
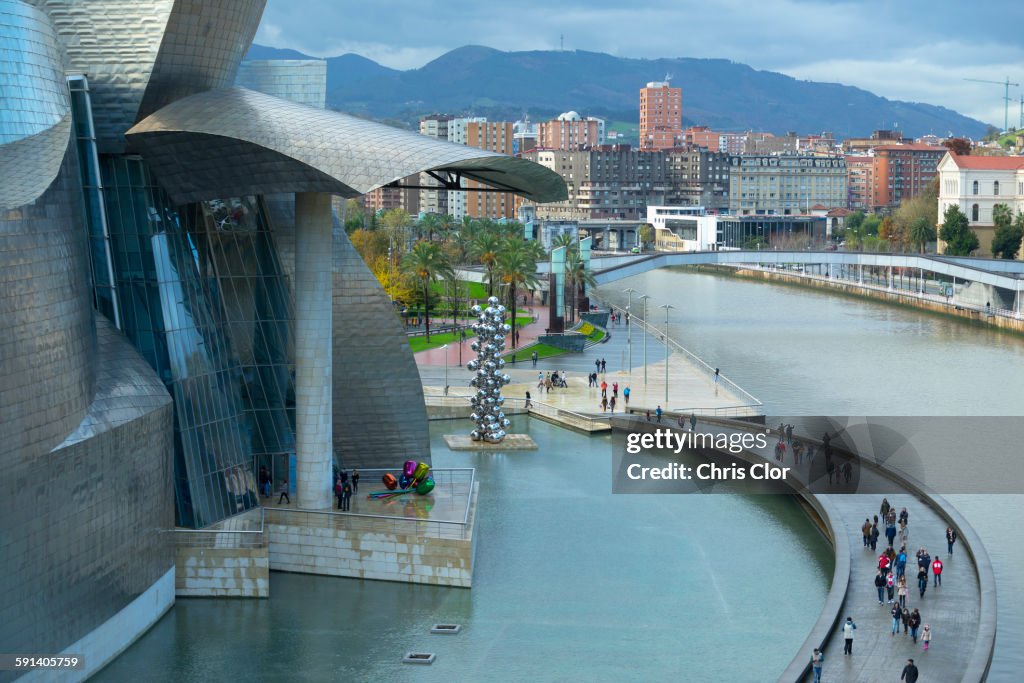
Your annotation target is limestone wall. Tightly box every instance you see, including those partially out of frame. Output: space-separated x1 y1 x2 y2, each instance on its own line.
174 547 270 598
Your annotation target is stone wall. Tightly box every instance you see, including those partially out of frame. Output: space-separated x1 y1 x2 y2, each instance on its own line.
175 547 269 598
264 483 478 587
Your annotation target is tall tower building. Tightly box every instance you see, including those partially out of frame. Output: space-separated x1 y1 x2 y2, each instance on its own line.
466 121 516 219
418 114 454 214
640 80 683 151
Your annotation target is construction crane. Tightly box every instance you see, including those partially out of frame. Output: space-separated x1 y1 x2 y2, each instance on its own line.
964 77 1020 132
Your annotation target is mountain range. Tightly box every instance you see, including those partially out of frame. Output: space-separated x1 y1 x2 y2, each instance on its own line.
245 44 989 140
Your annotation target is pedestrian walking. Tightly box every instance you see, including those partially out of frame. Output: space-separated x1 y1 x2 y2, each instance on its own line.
902 605 911 635
901 659 919 683
352 469 359 493
880 497 891 521
898 520 909 548
932 557 943 587
810 648 824 683
908 608 921 643
335 477 343 510
874 570 886 604
341 480 352 512
645 409 651 422
921 625 931 651
537 371 544 389
917 566 928 599
899 507 909 525
870 522 879 551
600 396 608 412
600 380 608 398
878 552 891 575
895 548 907 579
531 350 538 367
842 617 856 655
612 381 618 397
277 478 290 504
886 571 896 604
891 604 903 635
862 518 873 548
886 521 897 548
595 359 601 374
655 405 663 422
897 575 908 608
623 386 630 406
525 390 532 409
609 395 616 413
689 412 697 432
785 423 793 444
600 358 606 373
946 527 957 555
714 367 720 385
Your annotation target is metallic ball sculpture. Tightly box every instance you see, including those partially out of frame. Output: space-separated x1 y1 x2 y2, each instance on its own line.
466 296 513 442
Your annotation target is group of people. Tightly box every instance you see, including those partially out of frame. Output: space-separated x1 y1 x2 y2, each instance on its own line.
333 469 359 511
537 370 568 392
594 379 631 413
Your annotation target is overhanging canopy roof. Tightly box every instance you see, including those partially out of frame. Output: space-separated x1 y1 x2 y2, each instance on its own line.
126 87 567 205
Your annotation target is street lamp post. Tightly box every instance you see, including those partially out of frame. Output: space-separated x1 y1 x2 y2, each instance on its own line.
623 287 637 374
659 304 674 406
639 294 651 385
442 344 449 395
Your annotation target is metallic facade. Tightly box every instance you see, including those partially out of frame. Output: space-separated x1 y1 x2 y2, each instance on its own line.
2 0 565 669
236 59 327 109
126 87 569 205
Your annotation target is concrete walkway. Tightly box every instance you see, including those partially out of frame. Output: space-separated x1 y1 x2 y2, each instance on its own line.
419 308 756 417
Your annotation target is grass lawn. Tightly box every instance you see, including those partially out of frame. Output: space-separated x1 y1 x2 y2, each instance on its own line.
589 328 606 342
430 280 488 300
409 315 534 353
503 343 566 362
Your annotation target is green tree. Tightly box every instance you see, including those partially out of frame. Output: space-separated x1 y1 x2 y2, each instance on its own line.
470 231 503 297
861 214 882 236
638 223 655 249
492 239 540 347
343 199 364 234
401 241 454 341
909 217 936 254
991 206 1024 259
418 213 441 241
846 210 865 232
380 208 411 250
939 205 979 256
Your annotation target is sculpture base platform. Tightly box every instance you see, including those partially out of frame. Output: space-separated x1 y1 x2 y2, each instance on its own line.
443 434 538 451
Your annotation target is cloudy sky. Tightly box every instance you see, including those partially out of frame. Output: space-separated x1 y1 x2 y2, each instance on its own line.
256 0 1023 128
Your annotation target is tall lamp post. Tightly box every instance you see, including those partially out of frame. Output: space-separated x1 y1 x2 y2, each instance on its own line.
441 344 449 395
659 304 675 406
639 294 651 385
623 287 637 374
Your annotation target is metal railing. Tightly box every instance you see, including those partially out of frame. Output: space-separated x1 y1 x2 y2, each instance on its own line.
600 299 764 409
263 468 477 539
629 404 764 419
171 508 266 549
732 263 1023 320
433 391 611 431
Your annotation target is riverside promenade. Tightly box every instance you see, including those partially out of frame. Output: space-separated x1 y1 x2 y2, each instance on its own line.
620 414 993 682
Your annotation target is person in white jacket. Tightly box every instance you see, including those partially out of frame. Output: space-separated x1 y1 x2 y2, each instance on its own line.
842 616 857 655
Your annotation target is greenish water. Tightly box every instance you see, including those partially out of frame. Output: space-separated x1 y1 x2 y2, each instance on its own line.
600 268 1024 679
97 417 832 682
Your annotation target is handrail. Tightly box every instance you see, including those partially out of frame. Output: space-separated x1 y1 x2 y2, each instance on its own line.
599 298 764 408
435 391 611 431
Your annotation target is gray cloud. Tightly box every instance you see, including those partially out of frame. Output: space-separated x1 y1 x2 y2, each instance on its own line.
256 0 1024 128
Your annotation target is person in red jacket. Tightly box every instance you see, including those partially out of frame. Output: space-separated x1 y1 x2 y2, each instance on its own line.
878 552 891 575
932 557 943 587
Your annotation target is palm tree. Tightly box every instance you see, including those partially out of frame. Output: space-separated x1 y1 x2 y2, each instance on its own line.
908 217 935 254
551 232 577 252
565 248 597 323
493 239 540 348
470 231 503 297
418 213 441 241
401 241 454 342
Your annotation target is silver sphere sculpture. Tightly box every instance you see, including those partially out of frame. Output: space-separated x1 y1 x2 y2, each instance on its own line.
468 296 513 442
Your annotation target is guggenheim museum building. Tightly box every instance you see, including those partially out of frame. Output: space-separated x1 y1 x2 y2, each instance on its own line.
0 0 564 678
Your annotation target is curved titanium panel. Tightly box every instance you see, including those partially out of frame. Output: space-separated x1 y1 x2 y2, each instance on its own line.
0 316 174 668
34 0 264 152
0 142 96 459
126 87 569 205
0 0 72 209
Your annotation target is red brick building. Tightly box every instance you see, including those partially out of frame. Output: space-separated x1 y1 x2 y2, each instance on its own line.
640 81 683 150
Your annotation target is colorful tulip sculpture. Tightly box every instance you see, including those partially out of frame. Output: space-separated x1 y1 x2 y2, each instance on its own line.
368 459 435 500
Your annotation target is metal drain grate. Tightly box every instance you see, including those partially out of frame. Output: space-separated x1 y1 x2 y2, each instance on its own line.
403 652 436 665
431 623 462 635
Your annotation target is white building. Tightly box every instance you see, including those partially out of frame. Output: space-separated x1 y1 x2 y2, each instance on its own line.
646 206 717 251
936 152 1024 258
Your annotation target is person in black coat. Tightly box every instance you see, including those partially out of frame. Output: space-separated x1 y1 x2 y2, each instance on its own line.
901 659 919 683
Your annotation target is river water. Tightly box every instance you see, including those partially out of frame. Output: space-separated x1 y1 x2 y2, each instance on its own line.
97 416 832 682
599 267 1024 679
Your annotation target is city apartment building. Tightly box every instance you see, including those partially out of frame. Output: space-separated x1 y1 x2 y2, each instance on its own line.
361 175 421 215
538 111 606 150
845 155 874 211
665 148 730 212
524 146 668 221
466 121 516 219
685 126 747 154
418 114 454 214
728 154 847 215
640 81 683 150
871 144 945 211
841 129 911 153
937 152 1024 258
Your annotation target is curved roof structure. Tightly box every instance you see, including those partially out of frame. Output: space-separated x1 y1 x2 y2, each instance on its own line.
126 87 568 205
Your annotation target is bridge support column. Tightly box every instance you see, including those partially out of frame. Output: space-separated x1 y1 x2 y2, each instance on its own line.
858 264 863 285
888 266 892 290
